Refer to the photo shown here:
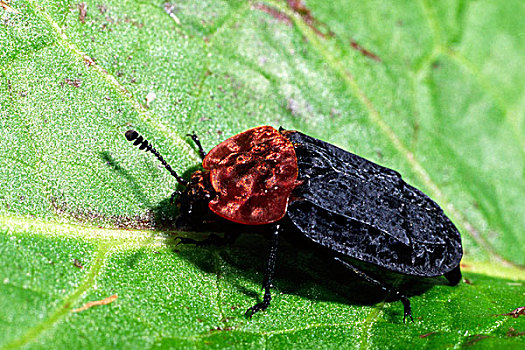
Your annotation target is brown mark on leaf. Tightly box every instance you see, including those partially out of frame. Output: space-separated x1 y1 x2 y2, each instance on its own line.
350 39 381 62
464 335 492 346
78 2 87 24
73 259 84 269
287 0 334 38
496 306 525 318
100 22 111 32
123 16 143 28
72 294 118 312
50 196 155 230
62 78 82 88
252 1 333 39
83 55 96 66
1 0 19 14
507 327 525 337
97 4 107 14
418 331 437 338
252 3 292 26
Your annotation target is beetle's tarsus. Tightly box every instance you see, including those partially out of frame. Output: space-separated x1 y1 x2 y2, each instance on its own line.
246 279 273 317
247 224 280 318
245 299 270 318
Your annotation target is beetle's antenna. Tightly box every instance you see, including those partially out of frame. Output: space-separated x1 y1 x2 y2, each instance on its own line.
125 130 188 186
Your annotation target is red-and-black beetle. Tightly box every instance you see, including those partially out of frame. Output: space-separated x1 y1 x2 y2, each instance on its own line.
125 126 463 322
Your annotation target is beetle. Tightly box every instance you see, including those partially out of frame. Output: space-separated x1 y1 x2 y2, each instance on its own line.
125 126 463 322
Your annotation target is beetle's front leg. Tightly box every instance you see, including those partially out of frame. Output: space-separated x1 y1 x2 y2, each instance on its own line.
245 224 281 317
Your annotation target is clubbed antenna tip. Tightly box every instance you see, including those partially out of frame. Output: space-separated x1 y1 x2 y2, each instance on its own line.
125 130 139 142
124 129 188 186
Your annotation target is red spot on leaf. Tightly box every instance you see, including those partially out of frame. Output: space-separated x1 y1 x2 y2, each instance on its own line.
78 2 87 24
252 1 334 39
287 0 335 38
350 39 381 62
252 3 292 26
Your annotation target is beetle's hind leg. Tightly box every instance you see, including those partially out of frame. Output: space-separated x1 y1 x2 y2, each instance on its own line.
187 132 207 159
245 224 281 318
334 257 414 323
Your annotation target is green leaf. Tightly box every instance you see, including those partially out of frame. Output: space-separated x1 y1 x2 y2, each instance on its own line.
1 0 524 349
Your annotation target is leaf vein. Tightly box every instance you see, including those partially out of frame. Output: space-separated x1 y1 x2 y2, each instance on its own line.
1 242 113 349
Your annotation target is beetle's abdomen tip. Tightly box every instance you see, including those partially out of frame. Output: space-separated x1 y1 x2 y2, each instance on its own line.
125 130 139 141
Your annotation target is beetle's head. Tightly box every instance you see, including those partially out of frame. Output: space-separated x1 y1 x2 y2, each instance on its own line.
175 170 217 228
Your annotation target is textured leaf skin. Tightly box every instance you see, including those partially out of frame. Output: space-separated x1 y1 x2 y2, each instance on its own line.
285 130 462 277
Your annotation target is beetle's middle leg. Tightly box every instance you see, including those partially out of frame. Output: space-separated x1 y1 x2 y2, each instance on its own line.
334 257 414 323
245 224 281 317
